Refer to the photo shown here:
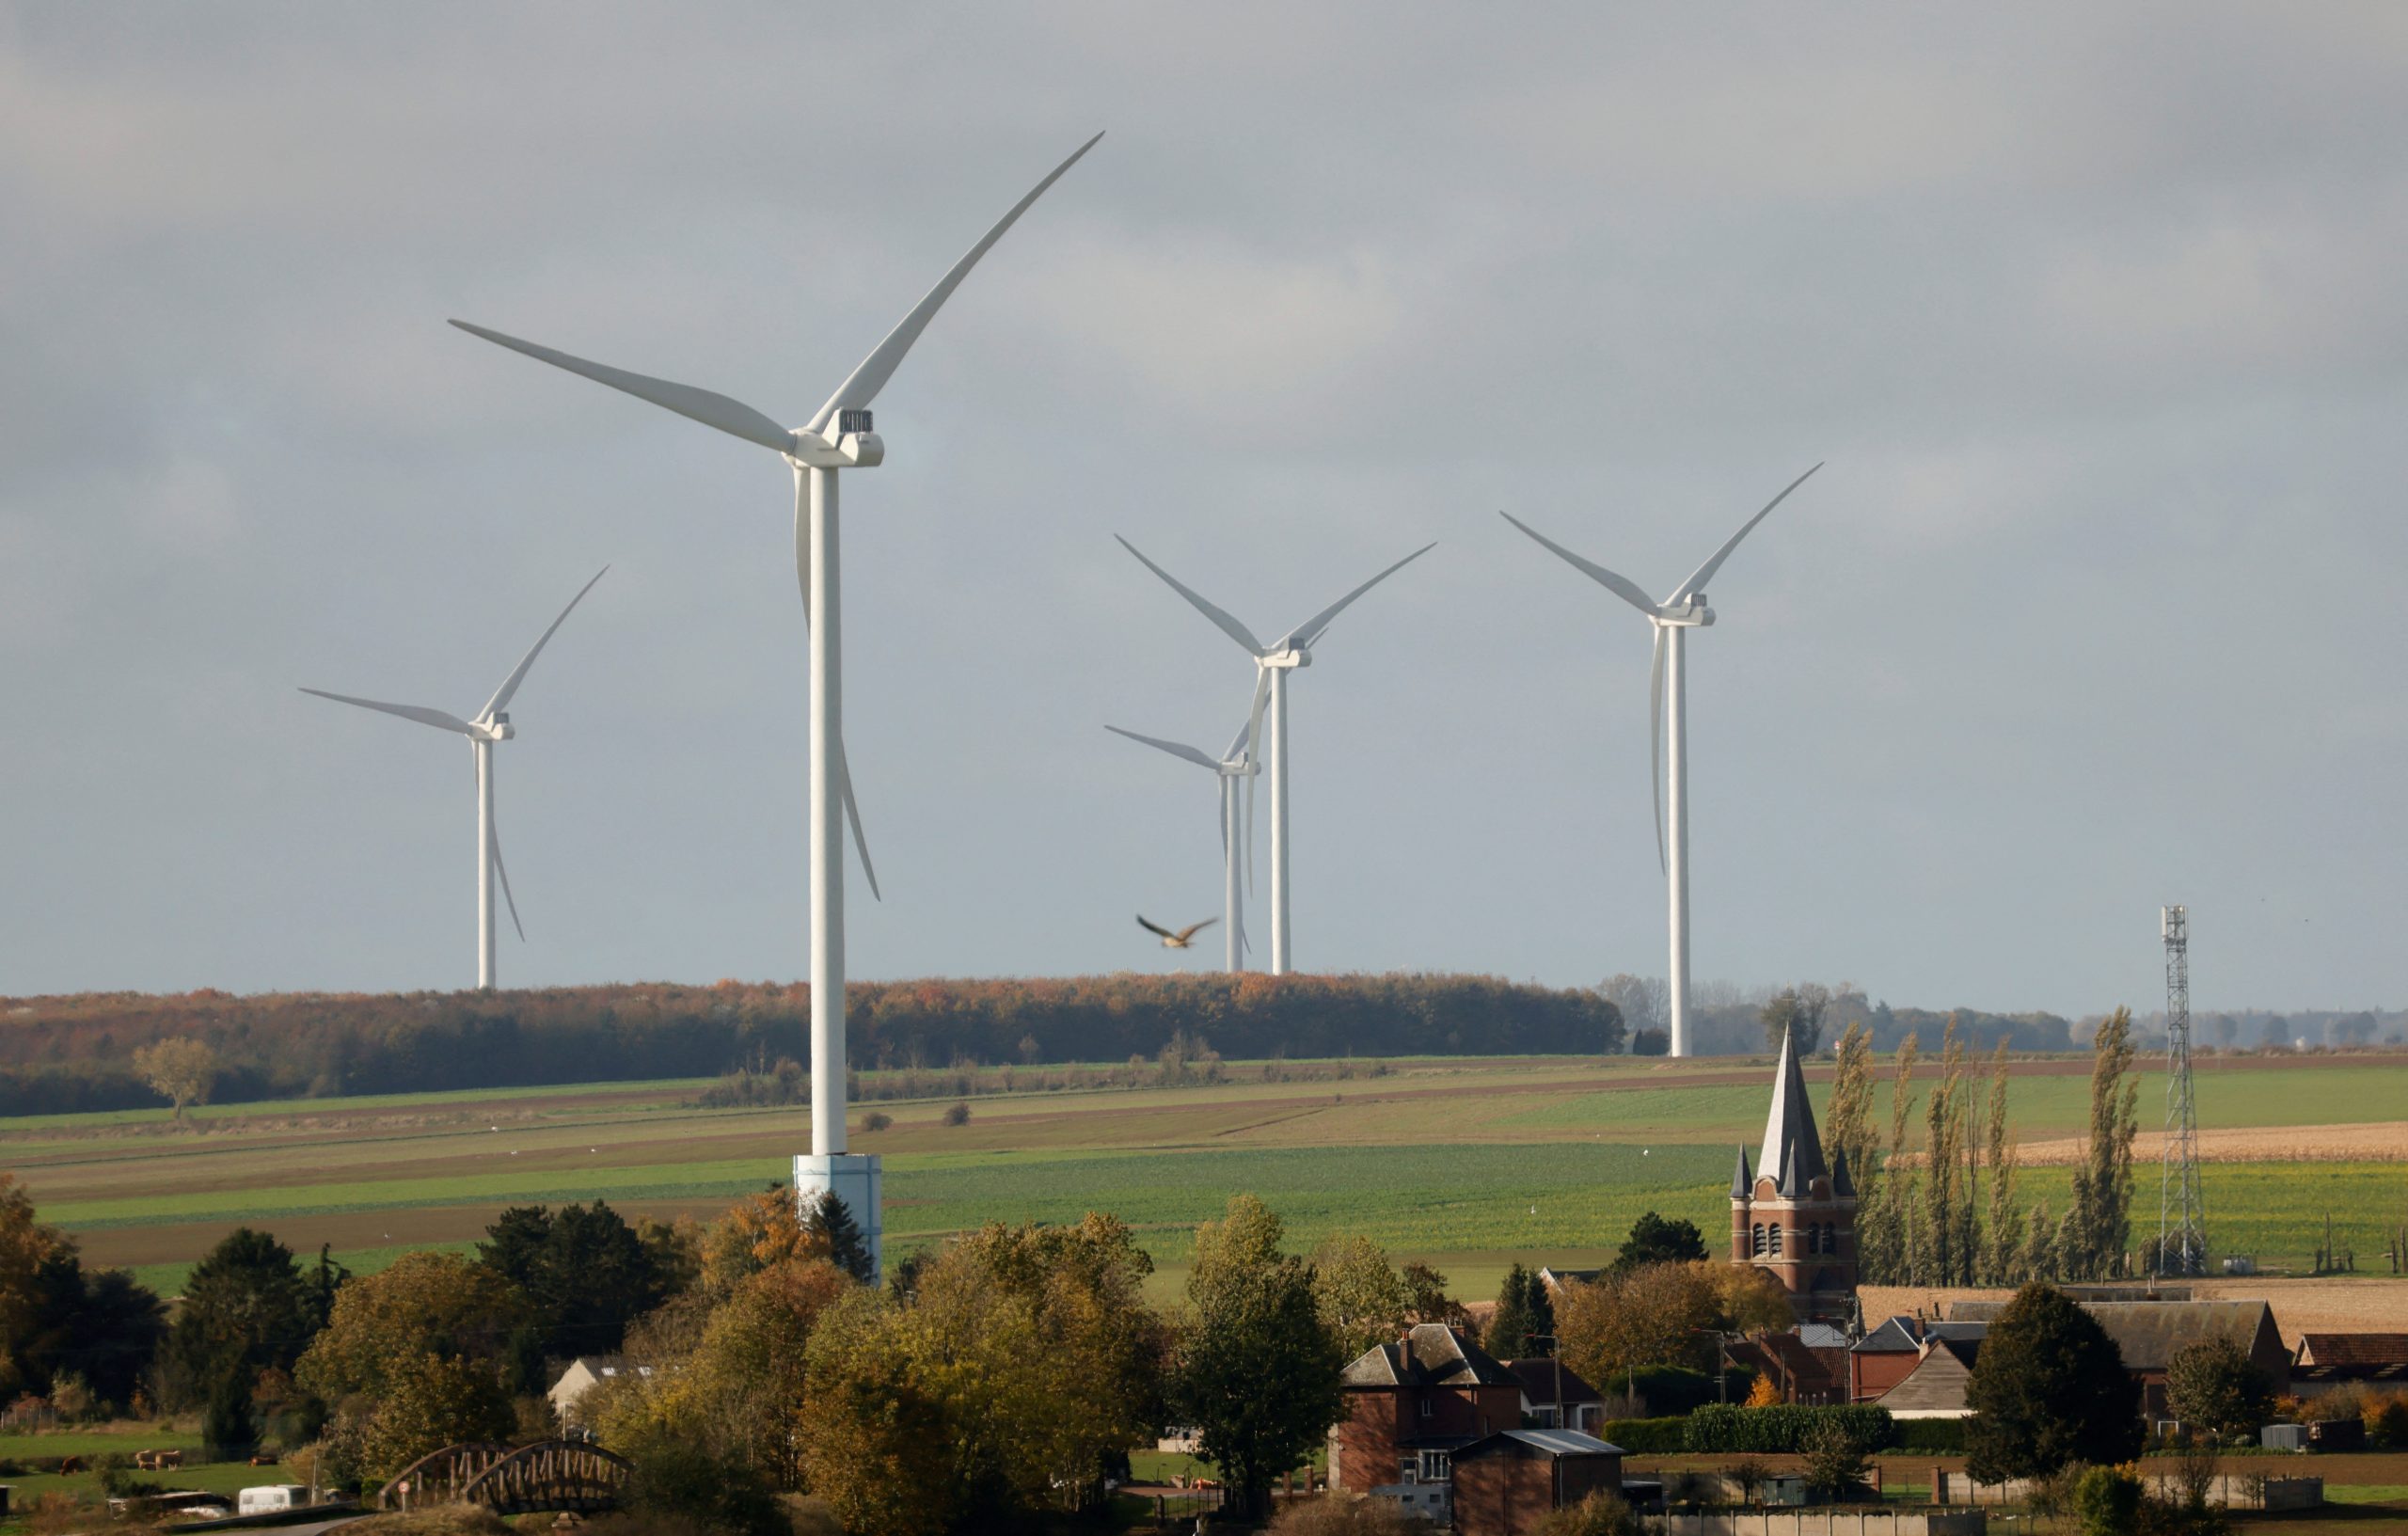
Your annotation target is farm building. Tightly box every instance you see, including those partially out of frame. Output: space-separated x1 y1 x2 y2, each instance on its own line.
2292 1333 2408 1397
1940 1298 2290 1417
547 1355 654 1427
1728 1026 1859 1326
1727 1323 1849 1404
1874 1336 1982 1419
1450 1428 1626 1536
1328 1323 1525 1497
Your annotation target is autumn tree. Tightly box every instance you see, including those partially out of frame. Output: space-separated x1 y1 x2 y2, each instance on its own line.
1557 1262 1719 1390
0 1174 61 1390
295 1250 523 1405
1174 1196 1343 1524
1982 1042 2024 1283
134 1037 218 1120
801 1214 1166 1527
1311 1235 1411 1359
352 1353 514 1479
2164 1335 2273 1441
699 1186 817 1296
1923 1019 1975 1286
598 1259 850 1490
1856 1033 1919 1284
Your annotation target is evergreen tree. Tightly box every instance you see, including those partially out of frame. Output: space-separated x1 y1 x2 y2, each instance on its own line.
171 1228 315 1390
800 1190 873 1284
478 1201 670 1354
202 1368 257 1458
1486 1263 1541 1358
1964 1284 2142 1481
1613 1212 1709 1273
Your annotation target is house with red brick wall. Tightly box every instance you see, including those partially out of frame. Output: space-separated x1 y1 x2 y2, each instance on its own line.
1729 1026 1859 1327
1329 1323 1526 1495
1849 1317 1988 1402
1451 1429 1624 1536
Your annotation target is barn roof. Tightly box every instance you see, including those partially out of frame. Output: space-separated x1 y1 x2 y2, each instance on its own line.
2297 1334 2408 1370
1943 1298 2276 1372
1455 1428 1625 1460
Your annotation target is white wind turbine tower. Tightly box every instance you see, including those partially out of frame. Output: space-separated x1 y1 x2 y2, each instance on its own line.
1105 717 1258 973
1500 465 1820 1057
302 566 608 991
450 135 1101 1275
1116 537 1434 975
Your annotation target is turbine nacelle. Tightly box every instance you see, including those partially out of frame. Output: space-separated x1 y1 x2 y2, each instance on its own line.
1259 648 1310 670
783 415 885 470
480 712 517 741
1656 598 1714 628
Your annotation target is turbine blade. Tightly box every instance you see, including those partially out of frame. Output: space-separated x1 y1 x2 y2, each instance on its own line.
1115 535 1265 655
490 817 526 942
806 133 1104 435
838 739 881 903
1104 723 1219 770
449 321 801 455
1650 624 1668 878
300 689 480 737
1288 542 1436 649
1244 666 1272 765
1669 463 1823 604
482 565 609 720
1498 512 1662 617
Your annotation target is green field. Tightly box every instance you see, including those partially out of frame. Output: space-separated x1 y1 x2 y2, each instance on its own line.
6 1052 2406 1301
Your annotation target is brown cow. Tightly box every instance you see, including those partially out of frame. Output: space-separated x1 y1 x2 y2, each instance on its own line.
57 1455 85 1474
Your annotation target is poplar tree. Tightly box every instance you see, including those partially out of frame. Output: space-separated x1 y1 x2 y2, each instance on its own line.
2065 1008 2140 1279
1984 1042 2024 1284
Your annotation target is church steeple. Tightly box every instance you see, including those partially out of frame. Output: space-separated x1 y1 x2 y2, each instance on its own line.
1757 1022 1827 1195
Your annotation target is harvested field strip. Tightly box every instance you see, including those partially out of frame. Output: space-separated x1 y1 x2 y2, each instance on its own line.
2014 1121 2408 1164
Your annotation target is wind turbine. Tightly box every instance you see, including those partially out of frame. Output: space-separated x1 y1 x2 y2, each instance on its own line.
450 134 1102 1275
1499 464 1820 1057
1106 716 1258 973
1115 536 1433 974
301 565 608 991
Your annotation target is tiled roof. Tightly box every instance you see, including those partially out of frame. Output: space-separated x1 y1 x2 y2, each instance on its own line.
1506 1358 1602 1406
2298 1334 2408 1370
1943 1299 2272 1372
1339 1323 1522 1389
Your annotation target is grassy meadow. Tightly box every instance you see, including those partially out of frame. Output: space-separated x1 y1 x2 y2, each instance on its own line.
8 1051 2407 1303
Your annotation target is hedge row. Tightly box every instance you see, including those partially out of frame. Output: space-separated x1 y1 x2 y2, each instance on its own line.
1601 1417 1688 1455
1683 1404 1897 1453
1893 1417 1967 1453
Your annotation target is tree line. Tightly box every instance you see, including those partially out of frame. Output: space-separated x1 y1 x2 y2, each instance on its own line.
1827 1007 2147 1286
0 974 1624 1115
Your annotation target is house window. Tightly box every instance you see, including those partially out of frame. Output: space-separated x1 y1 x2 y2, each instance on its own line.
1419 1396 1434 1418
1751 1224 1766 1256
1769 1224 1783 1256
1418 1451 1450 1482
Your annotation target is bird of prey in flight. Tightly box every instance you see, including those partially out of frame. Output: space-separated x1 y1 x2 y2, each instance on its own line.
1138 915 1219 949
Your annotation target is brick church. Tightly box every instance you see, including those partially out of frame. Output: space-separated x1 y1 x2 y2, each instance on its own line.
1728 1026 1859 1326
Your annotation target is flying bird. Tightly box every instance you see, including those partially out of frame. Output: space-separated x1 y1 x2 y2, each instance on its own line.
1138 915 1219 949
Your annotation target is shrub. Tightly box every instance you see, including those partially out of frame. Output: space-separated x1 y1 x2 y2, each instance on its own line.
1535 1490 1644 1536
861 1111 892 1132
2073 1465 2142 1536
2364 1393 2408 1450
941 1101 970 1127
1800 1415 1874 1503
1599 1417 1687 1454
1267 1493 1422 1535
1626 1364 1734 1417
1683 1403 1895 1455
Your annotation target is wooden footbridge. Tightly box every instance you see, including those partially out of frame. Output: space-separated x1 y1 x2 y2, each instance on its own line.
380 1441 632 1515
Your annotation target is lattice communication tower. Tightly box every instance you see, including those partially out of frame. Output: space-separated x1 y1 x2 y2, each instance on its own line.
2156 904 2206 1277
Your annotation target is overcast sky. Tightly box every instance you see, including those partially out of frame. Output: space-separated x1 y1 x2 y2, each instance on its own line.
4 5 2404 1015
